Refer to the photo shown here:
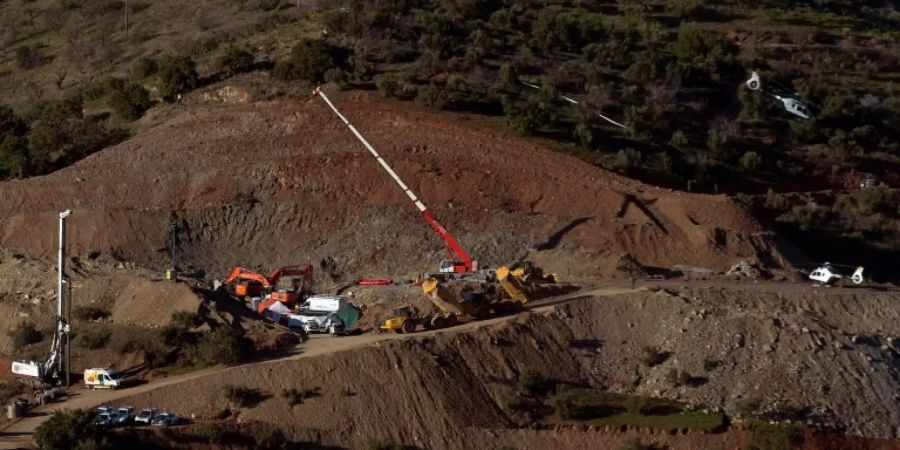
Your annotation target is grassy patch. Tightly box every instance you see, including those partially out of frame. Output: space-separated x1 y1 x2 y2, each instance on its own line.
588 411 725 432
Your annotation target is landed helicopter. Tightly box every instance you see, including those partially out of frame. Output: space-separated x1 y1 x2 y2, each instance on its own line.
745 71 814 121
808 263 864 286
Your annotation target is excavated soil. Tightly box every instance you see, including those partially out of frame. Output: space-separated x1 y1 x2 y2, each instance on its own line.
0 92 788 283
107 284 900 449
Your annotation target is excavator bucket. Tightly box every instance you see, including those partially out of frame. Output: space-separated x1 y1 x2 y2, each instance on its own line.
496 266 529 304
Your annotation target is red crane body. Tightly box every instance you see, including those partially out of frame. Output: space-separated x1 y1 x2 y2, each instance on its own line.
314 88 476 274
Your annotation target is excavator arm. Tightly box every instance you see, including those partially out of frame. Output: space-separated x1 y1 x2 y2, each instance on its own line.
267 264 314 285
224 267 271 287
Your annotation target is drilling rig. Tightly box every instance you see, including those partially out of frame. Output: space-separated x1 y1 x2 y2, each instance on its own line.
11 210 73 387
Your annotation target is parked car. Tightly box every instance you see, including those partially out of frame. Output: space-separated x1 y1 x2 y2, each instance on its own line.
96 405 114 415
151 412 179 426
95 411 118 427
134 408 158 425
115 406 134 426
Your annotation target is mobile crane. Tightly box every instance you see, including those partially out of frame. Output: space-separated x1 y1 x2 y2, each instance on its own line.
313 87 476 277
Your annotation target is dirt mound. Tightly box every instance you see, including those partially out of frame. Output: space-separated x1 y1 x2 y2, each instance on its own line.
0 92 789 282
107 284 900 448
111 280 204 327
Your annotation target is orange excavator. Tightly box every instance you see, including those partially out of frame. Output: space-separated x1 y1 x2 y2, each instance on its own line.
224 264 314 305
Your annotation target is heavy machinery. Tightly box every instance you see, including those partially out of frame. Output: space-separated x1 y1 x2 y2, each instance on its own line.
314 87 476 277
315 87 568 332
11 210 73 386
378 306 426 334
224 264 314 305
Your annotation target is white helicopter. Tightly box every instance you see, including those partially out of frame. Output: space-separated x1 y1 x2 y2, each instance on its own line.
808 263 864 286
745 71 814 121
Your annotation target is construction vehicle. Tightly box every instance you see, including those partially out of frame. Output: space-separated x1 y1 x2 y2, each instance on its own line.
314 87 476 277
224 264 314 304
288 295 361 335
11 210 73 386
378 306 428 334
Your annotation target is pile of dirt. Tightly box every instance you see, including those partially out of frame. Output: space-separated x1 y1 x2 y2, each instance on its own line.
0 92 791 283
107 283 900 448
111 280 204 327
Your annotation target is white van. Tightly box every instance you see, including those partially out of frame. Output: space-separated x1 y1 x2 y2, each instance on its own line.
84 368 126 390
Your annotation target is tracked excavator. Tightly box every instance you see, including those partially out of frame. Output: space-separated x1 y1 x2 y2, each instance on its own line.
224 264 314 305
314 88 561 333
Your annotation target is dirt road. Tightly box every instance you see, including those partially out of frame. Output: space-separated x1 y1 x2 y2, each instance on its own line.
0 285 635 449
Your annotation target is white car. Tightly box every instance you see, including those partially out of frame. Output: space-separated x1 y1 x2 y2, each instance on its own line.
134 408 158 425
95 411 118 427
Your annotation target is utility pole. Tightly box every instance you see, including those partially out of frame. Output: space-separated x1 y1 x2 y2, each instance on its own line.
168 215 177 282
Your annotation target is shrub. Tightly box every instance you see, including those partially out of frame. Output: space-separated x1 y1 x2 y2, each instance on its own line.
108 82 151 120
190 326 252 366
621 439 661 450
15 45 45 69
194 422 227 444
218 47 254 77
702 358 721 372
27 99 124 174
272 39 336 83
9 322 42 349
76 327 110 349
170 311 201 329
73 306 110 321
739 151 762 172
857 185 891 214
373 72 417 100
34 409 102 450
323 67 349 87
131 57 158 79
156 56 199 100
135 334 170 369
281 388 311 407
641 346 668 367
251 423 286 450
517 369 551 397
746 424 804 450
0 381 25 403
672 26 736 69
224 384 261 408
736 397 762 417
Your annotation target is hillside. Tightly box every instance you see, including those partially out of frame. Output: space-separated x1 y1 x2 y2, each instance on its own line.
0 91 786 281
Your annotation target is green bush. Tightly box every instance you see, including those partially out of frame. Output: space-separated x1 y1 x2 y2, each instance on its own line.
857 185 891 214
170 311 200 329
281 388 306 407
518 369 551 397
194 422 228 444
373 72 417 100
251 423 286 450
0 105 29 177
0 381 25 403
156 56 199 100
76 327 110 350
34 409 102 450
108 82 151 120
272 39 336 83
190 326 252 366
9 322 42 349
740 151 762 172
224 384 260 408
745 423 804 450
15 45 45 69
672 25 736 69
73 306 110 321
131 57 158 79
27 99 124 174
218 48 254 77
